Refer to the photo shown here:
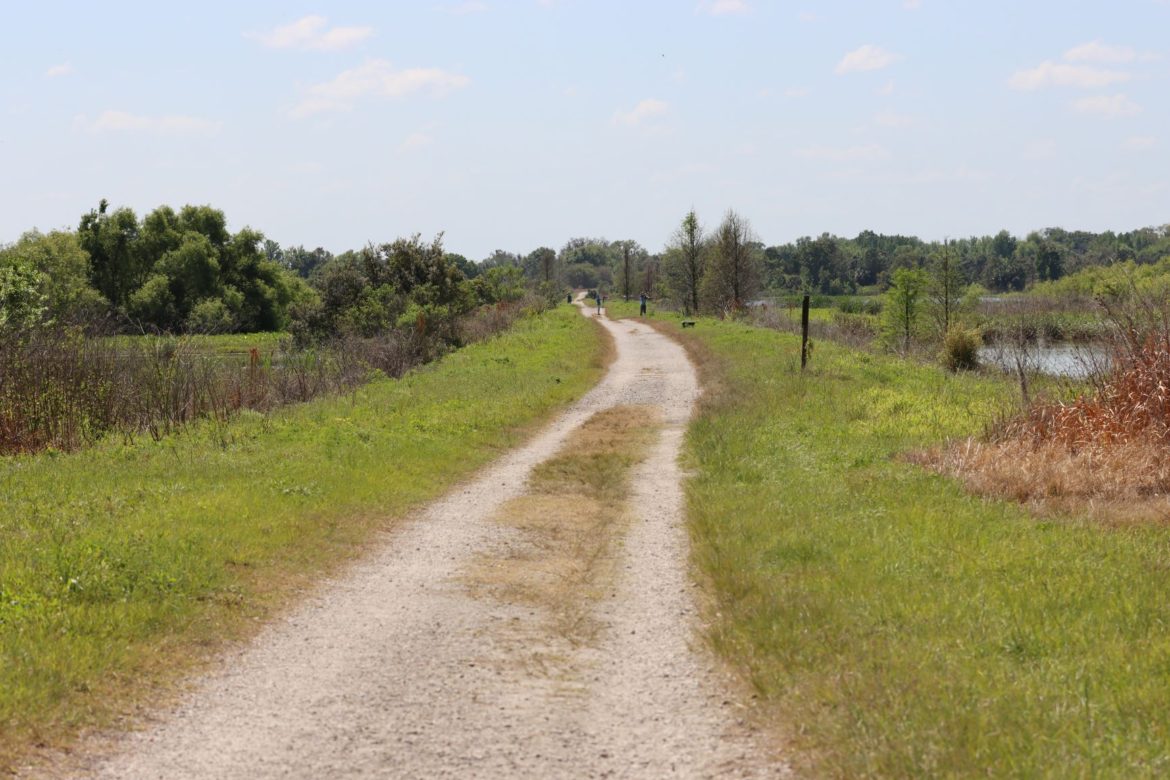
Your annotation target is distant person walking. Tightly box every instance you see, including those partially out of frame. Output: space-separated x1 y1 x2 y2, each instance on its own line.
596 292 603 315
639 292 648 316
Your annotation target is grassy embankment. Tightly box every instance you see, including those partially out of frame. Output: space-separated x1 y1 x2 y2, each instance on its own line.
0 305 605 771
613 303 1170 777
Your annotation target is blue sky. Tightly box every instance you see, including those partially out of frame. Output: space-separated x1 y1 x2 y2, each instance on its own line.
3 1 1168 259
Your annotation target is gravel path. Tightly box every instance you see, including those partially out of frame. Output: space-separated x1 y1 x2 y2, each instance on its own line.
72 303 788 779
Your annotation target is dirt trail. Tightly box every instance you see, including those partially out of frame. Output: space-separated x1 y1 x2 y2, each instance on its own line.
69 302 787 779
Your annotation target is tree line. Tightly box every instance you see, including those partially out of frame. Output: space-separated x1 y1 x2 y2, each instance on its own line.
5 197 1168 333
0 200 550 338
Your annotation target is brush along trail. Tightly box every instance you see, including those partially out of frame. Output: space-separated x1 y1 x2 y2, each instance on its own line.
70 300 786 779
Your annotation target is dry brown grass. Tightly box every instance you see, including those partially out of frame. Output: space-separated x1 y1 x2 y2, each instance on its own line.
465 405 661 649
919 338 1170 523
913 437 1170 524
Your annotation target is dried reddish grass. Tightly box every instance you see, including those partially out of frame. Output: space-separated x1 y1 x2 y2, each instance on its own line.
920 336 1170 521
997 335 1170 450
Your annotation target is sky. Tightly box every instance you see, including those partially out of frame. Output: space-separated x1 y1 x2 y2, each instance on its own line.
2 0 1168 260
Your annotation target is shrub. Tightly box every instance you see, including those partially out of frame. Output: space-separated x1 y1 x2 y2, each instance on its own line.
941 327 981 371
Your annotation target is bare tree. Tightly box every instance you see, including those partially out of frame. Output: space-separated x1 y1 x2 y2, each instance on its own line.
663 210 706 315
701 210 762 314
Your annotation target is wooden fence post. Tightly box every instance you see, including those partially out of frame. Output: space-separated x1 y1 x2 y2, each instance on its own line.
801 295 810 370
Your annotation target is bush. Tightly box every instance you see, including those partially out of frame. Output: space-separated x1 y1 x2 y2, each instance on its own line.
186 299 237 334
940 326 982 371
836 296 883 315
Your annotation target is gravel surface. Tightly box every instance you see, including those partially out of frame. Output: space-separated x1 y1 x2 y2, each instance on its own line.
68 303 789 779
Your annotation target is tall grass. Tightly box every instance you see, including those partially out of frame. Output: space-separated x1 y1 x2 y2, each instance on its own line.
0 300 537 455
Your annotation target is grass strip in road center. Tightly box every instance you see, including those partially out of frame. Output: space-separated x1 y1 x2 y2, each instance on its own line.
0 305 606 773
467 405 661 651
652 314 1170 778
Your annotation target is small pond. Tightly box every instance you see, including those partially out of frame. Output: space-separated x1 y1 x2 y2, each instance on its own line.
979 342 1109 379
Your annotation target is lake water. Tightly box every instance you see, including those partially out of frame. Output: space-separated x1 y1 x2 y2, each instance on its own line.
979 342 1109 379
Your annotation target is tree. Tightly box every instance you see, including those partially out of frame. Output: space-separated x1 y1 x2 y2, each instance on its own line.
927 241 964 337
663 210 706 315
0 230 106 324
80 200 304 333
882 267 930 351
524 247 557 283
1035 242 1064 281
78 199 143 309
480 249 520 269
0 261 46 329
612 240 646 301
444 253 480 279
558 237 615 269
282 245 333 278
795 234 851 294
701 210 762 313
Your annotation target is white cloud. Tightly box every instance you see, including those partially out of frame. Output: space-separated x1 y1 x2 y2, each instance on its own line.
88 110 222 135
1008 61 1131 90
292 59 470 117
700 0 749 15
798 11 818 22
1064 41 1137 64
783 87 809 98
1123 136 1157 151
876 80 895 96
1071 93 1142 117
903 0 922 9
45 62 73 78
796 144 890 162
250 15 373 52
835 45 902 75
612 98 669 126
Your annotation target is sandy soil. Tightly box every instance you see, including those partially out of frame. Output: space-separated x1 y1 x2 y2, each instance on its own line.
65 302 788 779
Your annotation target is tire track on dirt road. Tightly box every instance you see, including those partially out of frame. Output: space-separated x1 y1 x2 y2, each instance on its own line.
65 300 788 779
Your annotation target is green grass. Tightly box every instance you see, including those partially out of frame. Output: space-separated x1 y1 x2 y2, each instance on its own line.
665 316 1170 777
0 306 604 770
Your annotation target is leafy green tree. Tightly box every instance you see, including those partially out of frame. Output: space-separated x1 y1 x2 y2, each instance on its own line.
795 234 852 294
1035 242 1064 281
882 267 930 351
445 252 480 279
80 201 303 333
281 245 333 278
0 230 106 323
523 247 558 283
558 238 616 270
472 265 526 304
79 200 143 309
0 261 47 328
